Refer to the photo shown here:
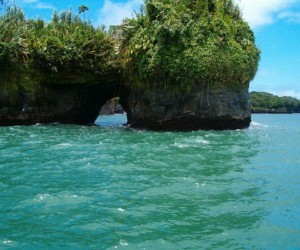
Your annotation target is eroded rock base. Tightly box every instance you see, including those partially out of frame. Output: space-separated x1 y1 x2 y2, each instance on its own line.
127 84 251 131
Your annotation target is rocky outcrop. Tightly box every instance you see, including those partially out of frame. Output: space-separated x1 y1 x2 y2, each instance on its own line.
126 84 251 131
0 71 251 130
0 72 128 126
99 98 125 115
0 1 258 130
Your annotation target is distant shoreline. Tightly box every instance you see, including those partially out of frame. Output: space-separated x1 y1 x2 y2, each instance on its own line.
250 92 300 114
251 109 299 114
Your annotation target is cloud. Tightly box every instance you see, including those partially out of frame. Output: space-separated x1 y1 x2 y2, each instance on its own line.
34 2 54 10
97 0 143 28
96 0 300 28
278 11 300 22
234 0 300 28
21 0 55 10
20 0 54 10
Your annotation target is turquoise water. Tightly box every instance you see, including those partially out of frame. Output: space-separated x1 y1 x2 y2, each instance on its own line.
1 114 300 249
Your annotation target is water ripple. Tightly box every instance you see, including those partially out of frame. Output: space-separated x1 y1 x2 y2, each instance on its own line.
1 114 300 248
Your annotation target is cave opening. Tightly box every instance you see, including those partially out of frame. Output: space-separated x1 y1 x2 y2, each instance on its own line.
94 97 127 127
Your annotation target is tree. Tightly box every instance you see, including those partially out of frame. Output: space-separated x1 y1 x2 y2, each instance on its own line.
250 92 300 113
78 5 88 21
0 6 114 77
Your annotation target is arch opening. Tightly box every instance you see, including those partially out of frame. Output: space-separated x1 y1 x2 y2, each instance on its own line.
94 97 127 127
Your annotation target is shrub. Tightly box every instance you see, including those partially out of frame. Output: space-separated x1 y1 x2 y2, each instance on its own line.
120 0 260 90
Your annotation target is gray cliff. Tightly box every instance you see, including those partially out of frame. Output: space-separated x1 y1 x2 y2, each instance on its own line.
126 84 251 131
0 71 251 130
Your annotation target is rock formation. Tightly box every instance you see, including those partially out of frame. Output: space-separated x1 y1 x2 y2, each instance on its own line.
126 85 251 131
0 0 259 131
118 0 259 131
0 75 251 130
0 71 128 126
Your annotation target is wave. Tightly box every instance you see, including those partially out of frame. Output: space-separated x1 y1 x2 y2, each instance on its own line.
173 137 210 148
250 121 272 130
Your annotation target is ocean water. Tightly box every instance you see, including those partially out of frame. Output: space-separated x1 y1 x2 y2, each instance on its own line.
0 114 300 249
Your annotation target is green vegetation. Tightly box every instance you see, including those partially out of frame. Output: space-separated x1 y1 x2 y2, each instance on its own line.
120 0 260 90
0 5 115 85
1 0 260 93
250 92 300 113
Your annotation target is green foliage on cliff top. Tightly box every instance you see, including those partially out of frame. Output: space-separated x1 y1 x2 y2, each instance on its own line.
0 6 115 78
250 92 300 113
1 0 260 91
120 0 260 90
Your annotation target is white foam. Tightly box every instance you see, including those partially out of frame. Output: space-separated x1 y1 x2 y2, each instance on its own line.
3 240 12 244
35 193 54 201
250 121 272 130
195 138 210 144
55 142 73 148
119 240 128 246
173 137 210 148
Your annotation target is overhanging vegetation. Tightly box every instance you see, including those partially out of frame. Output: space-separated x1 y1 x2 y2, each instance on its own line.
0 6 116 80
119 0 260 90
1 0 260 92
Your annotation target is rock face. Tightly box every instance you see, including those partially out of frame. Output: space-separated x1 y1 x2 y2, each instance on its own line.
99 98 125 115
0 73 127 126
0 72 251 131
126 84 251 131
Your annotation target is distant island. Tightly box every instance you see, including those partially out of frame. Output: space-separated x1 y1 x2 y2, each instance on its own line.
250 92 300 114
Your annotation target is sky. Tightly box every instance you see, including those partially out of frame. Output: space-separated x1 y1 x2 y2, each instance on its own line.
2 0 300 98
